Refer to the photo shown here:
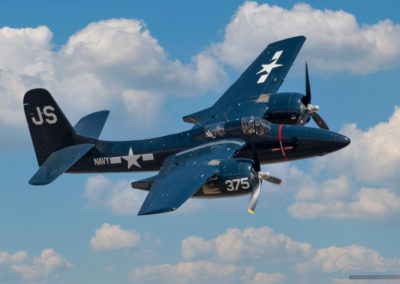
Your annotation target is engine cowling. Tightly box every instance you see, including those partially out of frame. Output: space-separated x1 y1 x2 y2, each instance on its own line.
263 92 311 125
195 159 259 198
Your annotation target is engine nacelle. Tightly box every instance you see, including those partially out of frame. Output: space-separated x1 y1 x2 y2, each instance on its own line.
194 159 258 198
263 92 310 125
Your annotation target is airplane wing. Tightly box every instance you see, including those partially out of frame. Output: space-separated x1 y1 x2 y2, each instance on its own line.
183 36 306 126
137 139 246 215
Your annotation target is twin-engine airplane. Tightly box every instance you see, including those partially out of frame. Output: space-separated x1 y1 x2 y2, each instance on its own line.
24 36 350 215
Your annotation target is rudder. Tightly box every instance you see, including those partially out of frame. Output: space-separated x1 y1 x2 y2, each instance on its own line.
24 88 76 166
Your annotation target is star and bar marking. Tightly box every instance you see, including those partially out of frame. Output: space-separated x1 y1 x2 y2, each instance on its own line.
93 148 154 169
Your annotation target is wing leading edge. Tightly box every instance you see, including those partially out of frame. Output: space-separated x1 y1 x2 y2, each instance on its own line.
183 36 306 126
138 139 246 215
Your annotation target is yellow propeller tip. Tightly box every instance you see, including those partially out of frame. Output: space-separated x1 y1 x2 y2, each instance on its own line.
248 209 254 214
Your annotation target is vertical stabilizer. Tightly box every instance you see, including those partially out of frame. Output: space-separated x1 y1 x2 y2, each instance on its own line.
23 88 76 165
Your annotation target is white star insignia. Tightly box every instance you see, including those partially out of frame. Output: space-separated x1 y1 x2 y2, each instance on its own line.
122 148 141 169
256 50 283 84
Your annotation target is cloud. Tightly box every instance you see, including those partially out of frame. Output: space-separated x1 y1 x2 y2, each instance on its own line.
314 107 400 185
9 249 72 281
130 261 284 284
213 2 400 74
4 3 400 130
285 107 400 220
288 174 400 219
85 175 146 215
0 19 227 129
178 225 400 282
3 3 400 131
0 251 27 264
0 26 53 127
289 187 400 219
55 19 226 106
122 89 162 123
90 223 141 251
294 176 352 202
181 226 313 262
294 245 400 278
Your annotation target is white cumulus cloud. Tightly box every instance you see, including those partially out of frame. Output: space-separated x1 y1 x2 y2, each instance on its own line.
181 226 313 262
10 249 72 281
289 187 400 220
0 251 27 264
213 2 400 74
3 4 400 130
131 261 284 284
0 18 227 130
314 106 400 185
85 175 146 215
294 245 400 277
288 174 400 220
177 225 400 283
90 223 141 251
0 26 54 127
285 107 400 220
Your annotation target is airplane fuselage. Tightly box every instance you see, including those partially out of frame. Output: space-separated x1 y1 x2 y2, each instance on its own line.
68 117 349 174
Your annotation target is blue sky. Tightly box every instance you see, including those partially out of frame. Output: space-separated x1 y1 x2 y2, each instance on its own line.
1 1 400 283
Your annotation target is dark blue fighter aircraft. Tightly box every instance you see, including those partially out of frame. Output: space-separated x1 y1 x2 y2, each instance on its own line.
24 36 350 215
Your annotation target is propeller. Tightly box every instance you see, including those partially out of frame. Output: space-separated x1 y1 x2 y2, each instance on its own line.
302 62 329 130
248 143 282 214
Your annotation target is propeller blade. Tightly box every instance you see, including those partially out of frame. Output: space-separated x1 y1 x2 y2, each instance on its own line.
303 61 311 106
251 142 260 172
311 112 329 130
248 180 261 214
259 172 282 185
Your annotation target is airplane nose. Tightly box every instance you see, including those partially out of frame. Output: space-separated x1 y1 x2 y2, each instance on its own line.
282 126 351 158
308 130 351 155
329 132 351 151
312 131 351 154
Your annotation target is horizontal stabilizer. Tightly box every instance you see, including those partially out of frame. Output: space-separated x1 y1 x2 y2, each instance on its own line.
74 111 110 139
29 144 95 185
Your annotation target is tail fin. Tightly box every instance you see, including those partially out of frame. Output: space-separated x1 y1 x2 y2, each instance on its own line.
23 88 76 166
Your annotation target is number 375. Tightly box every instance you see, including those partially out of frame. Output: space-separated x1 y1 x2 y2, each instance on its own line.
225 178 250 191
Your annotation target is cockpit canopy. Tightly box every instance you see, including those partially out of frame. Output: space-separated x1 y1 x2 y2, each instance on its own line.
204 122 225 139
241 116 270 136
204 117 270 139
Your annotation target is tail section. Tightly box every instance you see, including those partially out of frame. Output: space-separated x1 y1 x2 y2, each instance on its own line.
24 88 76 166
24 88 111 185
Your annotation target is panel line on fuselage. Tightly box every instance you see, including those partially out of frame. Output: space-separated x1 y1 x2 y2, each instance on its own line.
176 140 246 156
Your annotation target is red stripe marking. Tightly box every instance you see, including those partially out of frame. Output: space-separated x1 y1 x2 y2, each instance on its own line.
271 146 293 152
279 124 288 161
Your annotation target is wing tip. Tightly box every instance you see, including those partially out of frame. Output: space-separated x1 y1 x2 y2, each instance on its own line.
270 35 306 46
138 207 176 216
29 177 50 186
